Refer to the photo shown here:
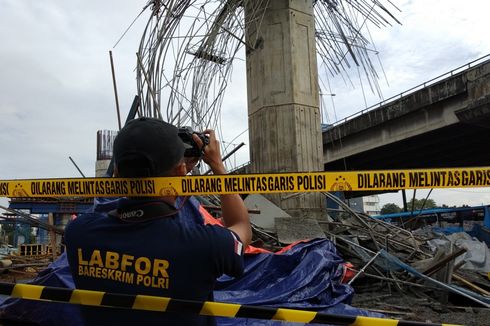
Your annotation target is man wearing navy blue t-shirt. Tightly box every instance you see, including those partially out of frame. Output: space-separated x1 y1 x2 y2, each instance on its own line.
65 118 251 326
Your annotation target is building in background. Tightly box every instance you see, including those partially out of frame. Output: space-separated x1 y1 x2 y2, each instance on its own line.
349 195 381 216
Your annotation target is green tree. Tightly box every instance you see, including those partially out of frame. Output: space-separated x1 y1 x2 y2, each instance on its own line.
0 223 16 246
407 198 437 211
380 203 402 215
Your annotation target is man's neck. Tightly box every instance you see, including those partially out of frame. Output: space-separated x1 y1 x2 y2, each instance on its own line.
126 196 176 206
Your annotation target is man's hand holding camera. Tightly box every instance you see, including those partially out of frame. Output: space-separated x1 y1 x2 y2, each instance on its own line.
192 129 226 175
178 126 251 247
190 129 251 247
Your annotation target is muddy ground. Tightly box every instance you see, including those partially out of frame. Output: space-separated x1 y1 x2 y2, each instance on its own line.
352 288 490 326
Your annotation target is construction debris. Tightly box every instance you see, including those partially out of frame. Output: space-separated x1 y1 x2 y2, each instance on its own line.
244 192 490 325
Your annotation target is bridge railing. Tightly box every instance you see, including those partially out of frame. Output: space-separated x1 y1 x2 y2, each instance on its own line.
331 53 490 127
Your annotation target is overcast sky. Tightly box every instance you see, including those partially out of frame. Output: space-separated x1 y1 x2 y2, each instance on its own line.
0 0 489 209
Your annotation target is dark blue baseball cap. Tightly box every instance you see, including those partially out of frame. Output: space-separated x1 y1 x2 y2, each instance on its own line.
113 117 185 177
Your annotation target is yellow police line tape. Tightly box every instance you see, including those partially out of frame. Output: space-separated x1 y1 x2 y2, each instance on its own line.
1 166 489 198
0 282 459 326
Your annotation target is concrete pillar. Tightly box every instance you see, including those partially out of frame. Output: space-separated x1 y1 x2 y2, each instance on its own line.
48 213 56 260
96 130 117 177
95 160 111 177
245 0 325 218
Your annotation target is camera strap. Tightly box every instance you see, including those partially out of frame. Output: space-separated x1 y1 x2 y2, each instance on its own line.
108 200 178 223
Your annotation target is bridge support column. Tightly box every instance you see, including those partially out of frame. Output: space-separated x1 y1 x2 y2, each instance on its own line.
245 0 325 218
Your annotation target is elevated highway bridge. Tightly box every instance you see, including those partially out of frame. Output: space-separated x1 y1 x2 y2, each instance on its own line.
323 55 490 174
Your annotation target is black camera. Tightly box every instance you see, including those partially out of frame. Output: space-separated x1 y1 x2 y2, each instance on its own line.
178 127 209 157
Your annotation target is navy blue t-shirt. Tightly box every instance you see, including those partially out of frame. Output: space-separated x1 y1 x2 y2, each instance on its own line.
65 198 244 326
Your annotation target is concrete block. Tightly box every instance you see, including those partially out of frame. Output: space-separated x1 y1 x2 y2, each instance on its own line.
244 194 291 231
275 217 325 244
95 160 110 177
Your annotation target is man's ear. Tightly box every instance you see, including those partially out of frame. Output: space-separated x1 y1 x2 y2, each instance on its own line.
173 161 187 176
